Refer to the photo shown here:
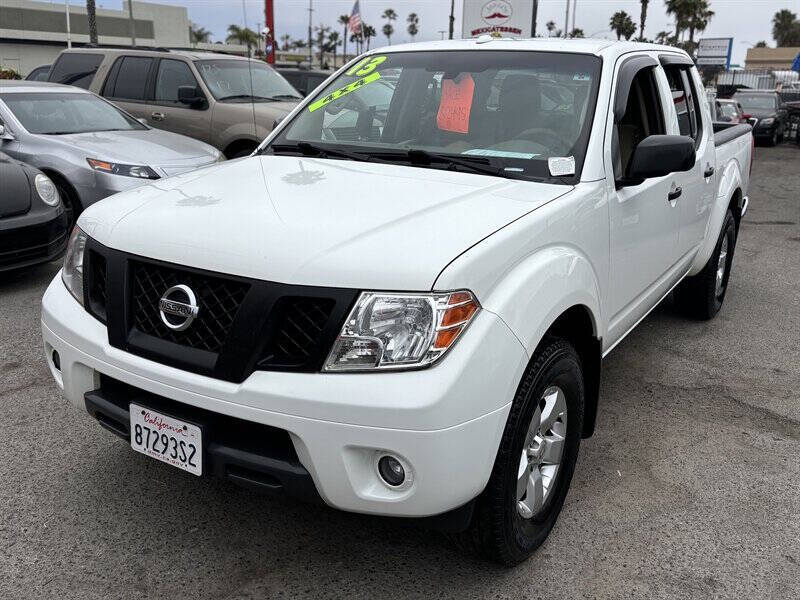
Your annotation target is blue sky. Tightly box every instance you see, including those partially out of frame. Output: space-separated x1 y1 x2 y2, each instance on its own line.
67 0 797 66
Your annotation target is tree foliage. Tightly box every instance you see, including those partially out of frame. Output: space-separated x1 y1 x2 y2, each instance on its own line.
407 12 419 41
609 11 637 41
772 9 800 47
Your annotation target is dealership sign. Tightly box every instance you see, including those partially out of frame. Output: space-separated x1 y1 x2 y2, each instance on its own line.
697 38 733 68
462 0 533 38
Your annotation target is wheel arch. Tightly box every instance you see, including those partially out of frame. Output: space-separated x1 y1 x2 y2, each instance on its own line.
223 138 259 159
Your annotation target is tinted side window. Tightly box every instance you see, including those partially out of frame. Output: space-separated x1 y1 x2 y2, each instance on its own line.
154 59 198 104
48 53 103 89
107 57 153 101
665 66 703 146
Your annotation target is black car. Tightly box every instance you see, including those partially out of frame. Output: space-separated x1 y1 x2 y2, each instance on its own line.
733 90 789 146
0 150 68 272
275 67 331 97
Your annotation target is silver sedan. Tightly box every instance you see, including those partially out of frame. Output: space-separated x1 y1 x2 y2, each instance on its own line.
0 81 223 226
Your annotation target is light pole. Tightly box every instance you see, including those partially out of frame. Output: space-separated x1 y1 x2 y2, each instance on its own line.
307 0 313 65
564 0 570 38
65 0 71 49
127 0 136 47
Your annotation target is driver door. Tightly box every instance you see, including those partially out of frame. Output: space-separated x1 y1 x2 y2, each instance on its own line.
605 57 683 346
143 58 211 143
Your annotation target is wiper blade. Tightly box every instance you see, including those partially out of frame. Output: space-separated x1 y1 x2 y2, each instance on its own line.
269 142 387 163
266 94 303 101
218 94 275 102
402 149 503 177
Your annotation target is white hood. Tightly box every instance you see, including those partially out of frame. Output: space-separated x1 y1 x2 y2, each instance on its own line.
78 155 571 290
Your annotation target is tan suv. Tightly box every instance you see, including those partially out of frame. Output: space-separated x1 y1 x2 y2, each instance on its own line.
47 48 302 158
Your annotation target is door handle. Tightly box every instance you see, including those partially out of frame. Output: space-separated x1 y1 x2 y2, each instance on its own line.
151 112 165 121
668 186 682 201
704 166 715 178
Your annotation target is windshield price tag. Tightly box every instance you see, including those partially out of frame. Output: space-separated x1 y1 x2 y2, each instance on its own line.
308 71 382 113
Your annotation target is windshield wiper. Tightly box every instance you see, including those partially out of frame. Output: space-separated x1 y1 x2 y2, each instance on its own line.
392 149 504 177
266 94 303 101
218 94 276 102
269 141 388 163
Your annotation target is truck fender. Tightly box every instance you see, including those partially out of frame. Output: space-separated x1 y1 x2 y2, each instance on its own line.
481 245 603 358
688 158 742 276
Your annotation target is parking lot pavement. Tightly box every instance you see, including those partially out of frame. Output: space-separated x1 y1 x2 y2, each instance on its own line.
1 144 798 600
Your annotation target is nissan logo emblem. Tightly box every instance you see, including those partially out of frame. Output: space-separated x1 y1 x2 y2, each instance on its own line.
158 284 199 331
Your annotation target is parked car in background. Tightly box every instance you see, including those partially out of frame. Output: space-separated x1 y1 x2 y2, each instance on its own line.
275 67 331 97
0 81 222 227
25 65 51 81
716 99 745 124
47 48 302 158
0 150 68 272
733 90 789 145
42 40 752 565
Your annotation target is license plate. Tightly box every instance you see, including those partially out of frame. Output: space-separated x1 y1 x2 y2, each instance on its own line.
129 403 202 476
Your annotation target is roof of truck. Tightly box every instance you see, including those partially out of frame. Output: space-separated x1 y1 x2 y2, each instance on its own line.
368 37 688 59
55 47 253 62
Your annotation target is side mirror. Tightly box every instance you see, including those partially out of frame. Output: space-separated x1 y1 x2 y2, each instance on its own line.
177 85 204 108
624 135 695 183
0 123 13 140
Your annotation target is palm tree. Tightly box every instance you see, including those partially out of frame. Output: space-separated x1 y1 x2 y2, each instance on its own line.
546 20 556 37
638 0 649 41
609 11 636 41
684 0 714 46
407 13 419 42
665 0 690 40
772 9 800 47
190 24 211 45
328 31 341 67
226 25 259 56
314 24 332 66
280 33 292 51
569 28 585 39
338 14 351 59
86 0 98 45
755 41 768 48
363 24 376 50
382 9 397 45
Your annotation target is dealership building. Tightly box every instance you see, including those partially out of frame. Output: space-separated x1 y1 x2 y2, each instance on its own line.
0 0 193 76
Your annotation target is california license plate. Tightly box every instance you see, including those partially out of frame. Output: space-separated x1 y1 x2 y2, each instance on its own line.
129 404 202 476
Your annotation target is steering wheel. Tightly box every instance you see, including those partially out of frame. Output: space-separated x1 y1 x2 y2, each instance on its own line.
516 128 572 156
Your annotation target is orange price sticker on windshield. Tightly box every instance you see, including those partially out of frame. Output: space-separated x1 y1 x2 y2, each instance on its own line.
436 74 474 134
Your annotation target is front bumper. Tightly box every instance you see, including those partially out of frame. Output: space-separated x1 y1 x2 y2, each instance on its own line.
0 207 68 272
41 275 526 517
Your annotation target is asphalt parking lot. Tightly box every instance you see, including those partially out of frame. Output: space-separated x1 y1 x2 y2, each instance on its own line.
1 144 798 599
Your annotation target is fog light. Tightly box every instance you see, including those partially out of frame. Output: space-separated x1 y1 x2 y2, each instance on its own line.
378 455 405 487
52 349 61 371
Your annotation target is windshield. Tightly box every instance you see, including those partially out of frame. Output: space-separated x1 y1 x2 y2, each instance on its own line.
719 103 739 118
0 92 146 134
196 60 302 102
269 50 602 181
735 94 777 110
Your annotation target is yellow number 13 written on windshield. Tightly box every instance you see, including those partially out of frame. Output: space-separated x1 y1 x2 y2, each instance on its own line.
308 71 382 112
345 55 387 77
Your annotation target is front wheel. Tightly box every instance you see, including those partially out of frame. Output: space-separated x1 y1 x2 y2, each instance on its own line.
675 210 737 320
457 337 584 565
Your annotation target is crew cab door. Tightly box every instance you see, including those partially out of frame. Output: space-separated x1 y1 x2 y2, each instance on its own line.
604 55 683 345
661 60 715 260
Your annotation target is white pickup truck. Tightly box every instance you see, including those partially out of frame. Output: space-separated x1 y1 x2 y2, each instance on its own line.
42 39 752 565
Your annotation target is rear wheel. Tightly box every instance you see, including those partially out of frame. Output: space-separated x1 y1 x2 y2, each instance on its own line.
455 337 583 566
767 128 778 146
675 210 737 320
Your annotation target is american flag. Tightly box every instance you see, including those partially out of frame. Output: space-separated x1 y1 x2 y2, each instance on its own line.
348 0 362 34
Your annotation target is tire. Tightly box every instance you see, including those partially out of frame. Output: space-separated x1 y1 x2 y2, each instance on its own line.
455 337 584 566
52 177 82 230
228 146 257 159
675 210 737 320
767 129 778 146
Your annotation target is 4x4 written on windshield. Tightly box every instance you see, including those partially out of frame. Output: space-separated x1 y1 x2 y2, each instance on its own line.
308 55 388 113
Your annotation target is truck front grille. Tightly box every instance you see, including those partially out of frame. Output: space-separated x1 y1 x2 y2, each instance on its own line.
81 239 358 383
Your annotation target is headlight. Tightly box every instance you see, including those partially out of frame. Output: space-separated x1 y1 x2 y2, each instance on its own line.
62 226 87 306
323 290 479 372
759 117 774 126
87 158 159 179
34 173 59 206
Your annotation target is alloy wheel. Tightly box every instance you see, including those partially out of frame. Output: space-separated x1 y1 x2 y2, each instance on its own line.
516 386 568 519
